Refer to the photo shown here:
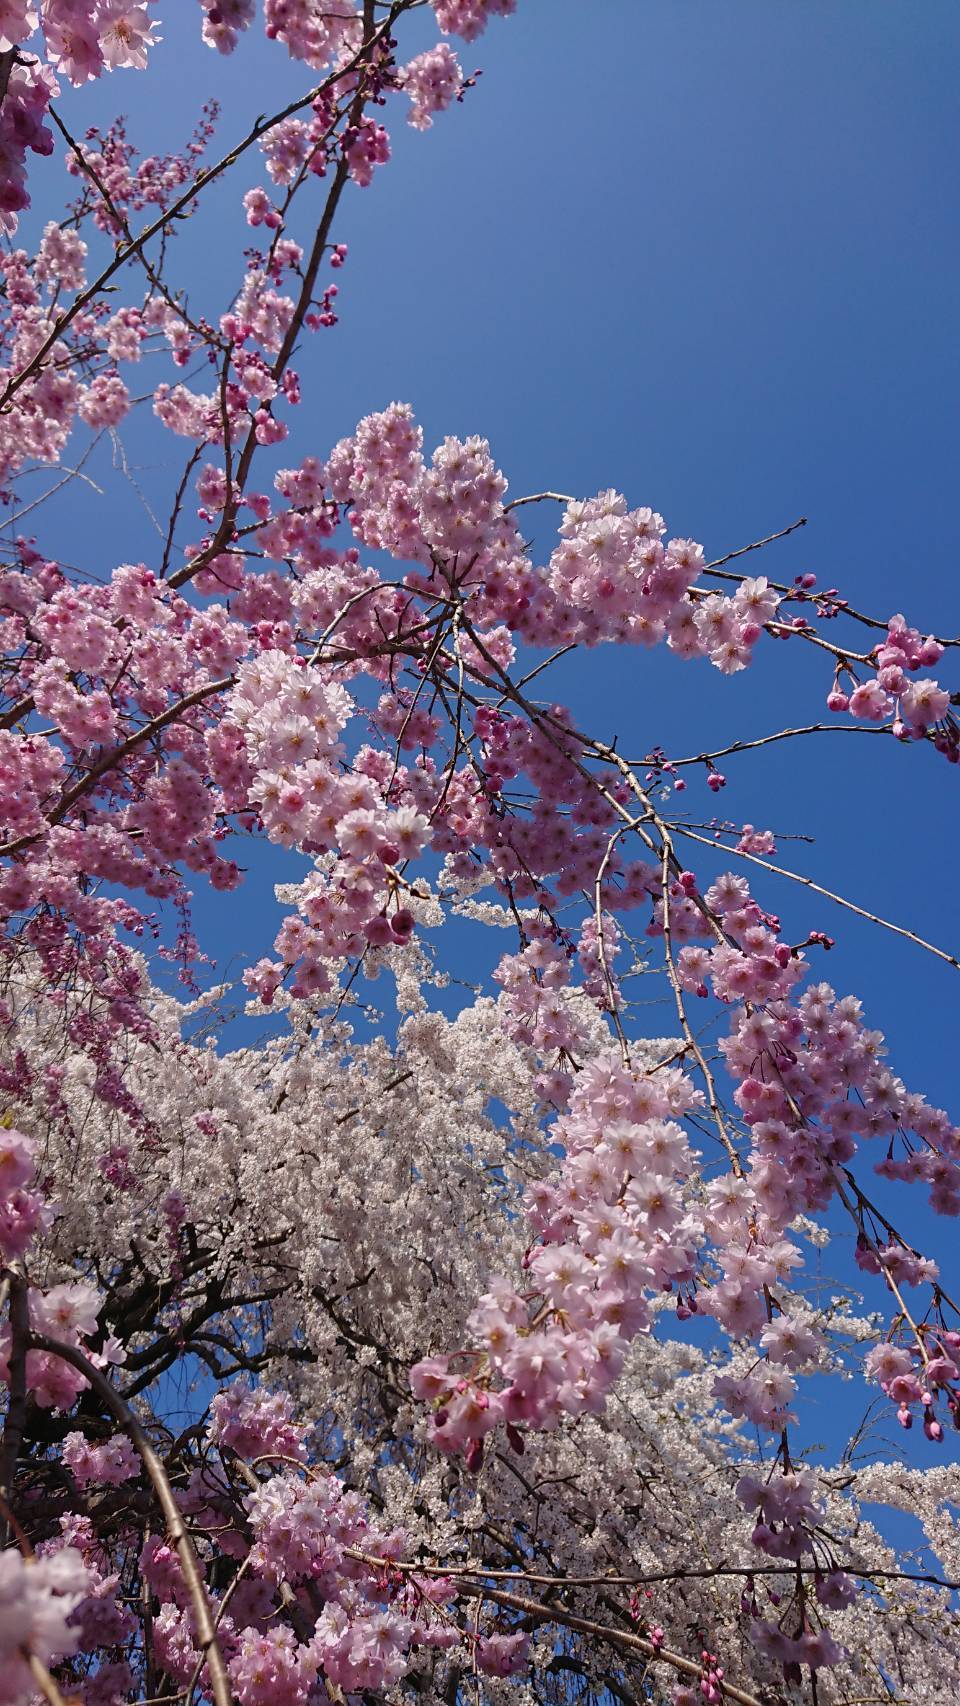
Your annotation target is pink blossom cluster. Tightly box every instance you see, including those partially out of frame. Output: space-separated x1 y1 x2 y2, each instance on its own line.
0 56 55 231
548 494 705 646
50 205 95 279
325 411 957 782
542 498 783 663
430 0 516 42
61 1428 138 1486
0 254 86 477
0 0 372 139
327 409 547 626
197 0 254 55
157 271 303 440
674 880 959 1436
42 1516 138 1688
864 1325 960 1439
138 1426 465 1701
490 912 623 1058
325 399 428 555
736 822 777 855
671 874 960 1201
576 913 622 1006
343 114 390 188
246 1470 389 1584
326 409 775 668
2 4 158 76
0 1280 112 1408
735 1467 823 1560
0 1135 124 1412
412 1051 704 1461
64 107 219 233
493 932 595 1057
470 726 647 901
0 1546 92 1706
420 875 960 1481
750 1618 843 1679
476 1628 530 1675
223 651 433 996
0 102 209 480
830 612 954 759
0 1514 138 1699
207 1377 309 1463
0 1123 51 1260
0 0 400 231
0 549 249 1038
255 88 335 187
227 1626 318 1706
670 1655 726 1705
262 0 360 72
398 42 461 130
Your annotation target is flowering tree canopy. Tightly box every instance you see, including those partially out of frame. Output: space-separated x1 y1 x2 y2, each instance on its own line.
0 4 957 1705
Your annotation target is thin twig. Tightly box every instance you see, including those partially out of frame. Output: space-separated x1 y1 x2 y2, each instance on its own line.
346 1550 960 1593
663 722 891 768
701 517 807 575
672 826 959 972
504 490 575 512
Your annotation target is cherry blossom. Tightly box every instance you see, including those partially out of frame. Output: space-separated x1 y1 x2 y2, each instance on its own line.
0 4 956 1703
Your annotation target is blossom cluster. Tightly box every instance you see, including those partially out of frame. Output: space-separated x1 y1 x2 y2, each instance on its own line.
0 1134 119 1410
0 1121 50 1260
417 873 960 1527
119 1384 523 1701
0 1546 92 1706
61 1428 138 1486
412 1051 704 1457
0 5 162 230
0 0 515 227
833 612 954 755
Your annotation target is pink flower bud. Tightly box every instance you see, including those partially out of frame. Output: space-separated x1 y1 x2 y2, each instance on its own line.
364 915 394 947
464 1437 484 1473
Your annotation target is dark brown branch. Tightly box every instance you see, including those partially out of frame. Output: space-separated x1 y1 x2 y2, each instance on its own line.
0 1267 29 1543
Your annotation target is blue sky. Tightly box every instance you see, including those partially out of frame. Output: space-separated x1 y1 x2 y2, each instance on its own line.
20 2 960 1481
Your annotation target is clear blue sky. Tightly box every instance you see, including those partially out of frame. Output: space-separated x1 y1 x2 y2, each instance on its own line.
23 0 960 1481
